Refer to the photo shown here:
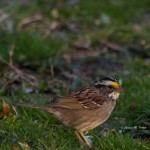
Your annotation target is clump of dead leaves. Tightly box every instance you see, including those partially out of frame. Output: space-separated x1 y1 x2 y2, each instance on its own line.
0 100 10 119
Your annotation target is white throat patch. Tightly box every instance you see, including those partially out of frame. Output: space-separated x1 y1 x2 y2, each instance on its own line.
109 91 120 100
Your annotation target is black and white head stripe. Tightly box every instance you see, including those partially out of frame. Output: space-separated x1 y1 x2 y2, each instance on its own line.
94 76 121 87
100 77 118 82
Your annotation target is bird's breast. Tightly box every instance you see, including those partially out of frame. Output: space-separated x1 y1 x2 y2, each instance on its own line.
108 91 120 100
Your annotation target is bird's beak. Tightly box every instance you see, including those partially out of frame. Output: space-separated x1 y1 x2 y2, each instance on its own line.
115 85 123 93
118 86 123 92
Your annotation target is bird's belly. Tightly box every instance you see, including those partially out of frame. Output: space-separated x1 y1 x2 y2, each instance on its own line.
73 101 116 132
76 118 104 132
74 111 110 132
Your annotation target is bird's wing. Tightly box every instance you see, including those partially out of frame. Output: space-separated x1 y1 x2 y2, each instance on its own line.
55 86 107 110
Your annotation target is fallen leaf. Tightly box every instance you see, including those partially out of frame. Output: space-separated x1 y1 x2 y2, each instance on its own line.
103 41 125 52
49 21 60 31
46 21 61 35
18 14 43 29
51 9 59 18
11 146 20 150
0 100 10 119
63 45 102 59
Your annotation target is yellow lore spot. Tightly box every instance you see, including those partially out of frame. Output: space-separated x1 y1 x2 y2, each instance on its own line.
111 81 119 88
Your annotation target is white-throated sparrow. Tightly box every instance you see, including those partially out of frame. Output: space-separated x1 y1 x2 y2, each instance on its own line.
15 76 123 148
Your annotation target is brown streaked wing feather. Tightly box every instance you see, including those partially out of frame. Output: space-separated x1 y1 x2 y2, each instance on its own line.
55 86 107 109
73 86 107 109
55 95 83 109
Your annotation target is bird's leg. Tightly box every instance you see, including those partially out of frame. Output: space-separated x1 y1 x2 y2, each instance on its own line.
75 131 84 145
80 132 92 148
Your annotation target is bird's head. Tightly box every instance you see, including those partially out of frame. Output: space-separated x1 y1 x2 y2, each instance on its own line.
94 76 123 93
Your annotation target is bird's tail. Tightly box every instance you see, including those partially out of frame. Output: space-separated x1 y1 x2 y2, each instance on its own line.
15 103 50 111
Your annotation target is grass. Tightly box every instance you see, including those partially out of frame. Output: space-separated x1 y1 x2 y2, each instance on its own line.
0 91 150 150
0 0 150 149
0 29 65 63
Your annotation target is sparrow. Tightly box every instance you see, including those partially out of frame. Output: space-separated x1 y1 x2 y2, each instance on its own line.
15 76 123 148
